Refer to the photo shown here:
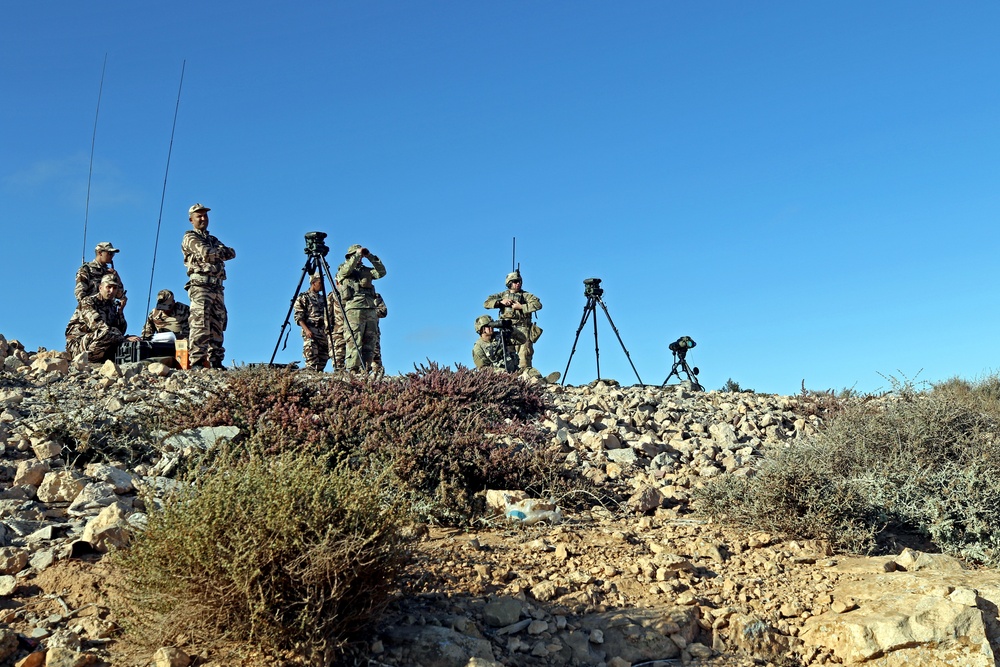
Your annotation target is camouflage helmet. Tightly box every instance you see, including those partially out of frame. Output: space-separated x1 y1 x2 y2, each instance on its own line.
310 272 323 283
345 244 363 258
505 271 522 288
475 315 493 333
100 274 120 287
94 241 119 254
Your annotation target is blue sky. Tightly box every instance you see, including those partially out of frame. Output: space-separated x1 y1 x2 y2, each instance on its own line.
3 2 999 394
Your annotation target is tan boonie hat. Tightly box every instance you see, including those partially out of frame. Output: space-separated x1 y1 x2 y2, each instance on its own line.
100 274 120 286
156 289 175 306
475 315 492 333
346 244 362 258
188 203 211 214
505 271 521 287
95 241 120 254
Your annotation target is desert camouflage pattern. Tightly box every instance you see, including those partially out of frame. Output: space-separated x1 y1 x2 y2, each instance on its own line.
294 290 330 371
327 290 346 370
181 230 236 281
75 261 124 305
141 302 191 339
182 229 236 367
472 327 525 372
483 288 542 369
65 294 127 363
336 252 386 371
372 292 387 370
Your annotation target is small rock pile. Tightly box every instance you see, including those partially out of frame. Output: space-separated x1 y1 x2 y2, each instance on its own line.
0 333 232 667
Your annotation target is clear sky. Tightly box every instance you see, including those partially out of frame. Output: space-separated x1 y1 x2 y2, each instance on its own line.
3 2 999 395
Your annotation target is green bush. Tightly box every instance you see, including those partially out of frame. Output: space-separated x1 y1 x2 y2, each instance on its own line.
113 449 404 664
696 377 1000 564
175 362 558 522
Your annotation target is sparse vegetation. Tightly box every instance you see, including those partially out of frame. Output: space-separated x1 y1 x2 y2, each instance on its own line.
720 378 754 393
176 362 563 522
697 375 1000 565
112 449 405 664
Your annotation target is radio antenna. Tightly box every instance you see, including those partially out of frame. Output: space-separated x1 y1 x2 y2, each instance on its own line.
145 60 186 315
81 54 108 264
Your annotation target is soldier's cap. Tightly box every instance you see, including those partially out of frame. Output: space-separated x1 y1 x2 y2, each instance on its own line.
310 273 323 283
505 271 522 287
94 241 120 254
156 289 175 306
100 274 121 287
188 203 211 215
346 244 363 258
475 315 492 333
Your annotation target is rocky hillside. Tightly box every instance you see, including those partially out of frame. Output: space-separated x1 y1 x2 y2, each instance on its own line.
0 334 997 667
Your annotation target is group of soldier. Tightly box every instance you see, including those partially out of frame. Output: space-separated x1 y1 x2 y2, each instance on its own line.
473 270 558 381
64 202 556 379
66 203 235 369
292 244 388 374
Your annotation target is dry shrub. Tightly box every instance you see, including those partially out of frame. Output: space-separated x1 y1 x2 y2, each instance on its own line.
112 449 404 664
176 362 554 521
696 376 1000 564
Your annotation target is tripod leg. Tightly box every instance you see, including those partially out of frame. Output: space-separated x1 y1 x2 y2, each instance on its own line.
592 303 601 381
269 260 313 364
595 298 644 386
562 299 595 386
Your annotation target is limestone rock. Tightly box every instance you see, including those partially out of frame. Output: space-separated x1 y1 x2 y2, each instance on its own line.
0 547 28 574
81 501 132 552
36 471 85 503
802 593 992 666
152 647 190 667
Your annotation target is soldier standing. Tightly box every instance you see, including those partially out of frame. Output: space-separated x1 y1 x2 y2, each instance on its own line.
472 315 524 372
294 273 331 372
75 241 124 306
371 291 388 374
335 244 386 372
483 271 542 370
327 285 346 371
141 289 191 339
181 203 236 369
66 274 138 362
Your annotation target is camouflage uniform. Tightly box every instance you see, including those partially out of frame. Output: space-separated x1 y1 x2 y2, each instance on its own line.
141 290 191 339
335 246 386 371
75 243 125 305
483 272 542 369
294 287 331 372
372 292 388 370
65 293 128 363
327 288 346 370
182 224 236 368
472 315 525 372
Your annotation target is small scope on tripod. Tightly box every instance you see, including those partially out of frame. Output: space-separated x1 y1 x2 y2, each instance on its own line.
304 231 330 257
583 277 603 298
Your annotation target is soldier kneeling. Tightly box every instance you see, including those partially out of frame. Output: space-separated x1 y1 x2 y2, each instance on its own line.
65 274 139 362
472 315 525 373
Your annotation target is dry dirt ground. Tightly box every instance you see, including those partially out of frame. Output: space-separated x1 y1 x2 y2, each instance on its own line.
0 504 857 666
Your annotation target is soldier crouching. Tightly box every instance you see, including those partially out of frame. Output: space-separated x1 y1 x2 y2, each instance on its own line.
65 274 138 362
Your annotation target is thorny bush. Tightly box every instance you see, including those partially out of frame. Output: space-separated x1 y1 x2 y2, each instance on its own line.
696 376 1000 565
112 449 404 665
177 362 558 521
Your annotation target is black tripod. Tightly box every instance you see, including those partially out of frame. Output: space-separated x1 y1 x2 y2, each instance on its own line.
562 278 643 386
662 336 703 391
269 232 364 371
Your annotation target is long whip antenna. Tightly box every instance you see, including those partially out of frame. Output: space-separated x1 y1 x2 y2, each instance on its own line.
82 53 108 264
146 60 186 315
